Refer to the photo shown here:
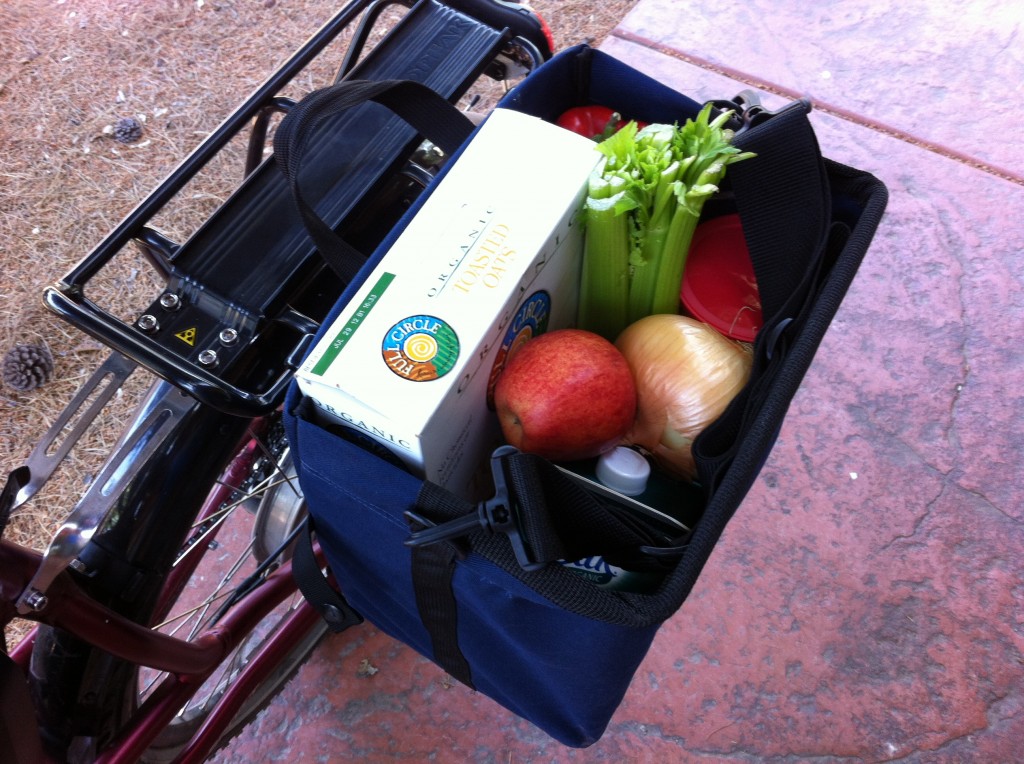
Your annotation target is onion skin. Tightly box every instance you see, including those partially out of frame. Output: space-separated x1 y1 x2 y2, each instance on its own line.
615 314 752 481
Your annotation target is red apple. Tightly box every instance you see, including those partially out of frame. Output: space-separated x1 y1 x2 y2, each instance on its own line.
493 328 637 462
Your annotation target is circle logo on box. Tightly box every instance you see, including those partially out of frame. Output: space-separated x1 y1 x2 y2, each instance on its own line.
486 290 551 408
382 315 459 381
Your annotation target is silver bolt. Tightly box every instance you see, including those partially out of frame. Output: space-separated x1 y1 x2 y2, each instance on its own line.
138 314 159 333
197 349 219 367
24 590 48 612
219 328 239 346
159 293 181 311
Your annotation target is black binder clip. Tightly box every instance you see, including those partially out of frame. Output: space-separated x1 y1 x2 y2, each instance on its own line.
404 446 545 572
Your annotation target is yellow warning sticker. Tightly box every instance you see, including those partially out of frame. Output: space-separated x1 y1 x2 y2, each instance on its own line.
175 327 197 346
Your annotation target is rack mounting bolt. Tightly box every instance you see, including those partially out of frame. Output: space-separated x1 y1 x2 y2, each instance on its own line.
159 293 182 311
137 314 159 333
198 349 219 367
219 328 239 346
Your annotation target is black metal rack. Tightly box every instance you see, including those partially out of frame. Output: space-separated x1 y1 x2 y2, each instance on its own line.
43 0 548 415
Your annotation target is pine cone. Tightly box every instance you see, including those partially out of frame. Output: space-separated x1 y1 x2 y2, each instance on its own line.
3 344 55 391
113 116 144 144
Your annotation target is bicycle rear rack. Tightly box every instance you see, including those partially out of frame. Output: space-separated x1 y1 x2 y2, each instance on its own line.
43 0 549 416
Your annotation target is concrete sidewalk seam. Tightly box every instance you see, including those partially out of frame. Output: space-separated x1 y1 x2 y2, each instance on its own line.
611 28 1024 187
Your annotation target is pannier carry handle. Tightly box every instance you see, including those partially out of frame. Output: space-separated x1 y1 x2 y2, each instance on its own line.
690 96 848 492
273 78 476 284
277 79 479 645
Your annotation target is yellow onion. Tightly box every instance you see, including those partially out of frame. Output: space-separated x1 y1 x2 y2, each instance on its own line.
615 314 752 481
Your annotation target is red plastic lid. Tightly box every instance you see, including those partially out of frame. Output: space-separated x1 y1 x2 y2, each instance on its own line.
680 214 763 342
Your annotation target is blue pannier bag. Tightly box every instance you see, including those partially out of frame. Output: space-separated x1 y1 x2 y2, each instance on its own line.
279 45 888 747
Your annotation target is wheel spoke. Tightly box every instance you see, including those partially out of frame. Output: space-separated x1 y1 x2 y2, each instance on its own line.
151 589 235 633
134 417 324 760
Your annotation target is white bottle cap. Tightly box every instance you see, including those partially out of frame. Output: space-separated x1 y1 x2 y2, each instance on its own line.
595 447 651 496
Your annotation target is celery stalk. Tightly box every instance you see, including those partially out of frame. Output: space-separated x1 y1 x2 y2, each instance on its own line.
580 193 632 341
646 186 706 315
577 105 756 340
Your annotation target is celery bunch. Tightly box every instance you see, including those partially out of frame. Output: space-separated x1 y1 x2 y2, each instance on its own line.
578 105 755 341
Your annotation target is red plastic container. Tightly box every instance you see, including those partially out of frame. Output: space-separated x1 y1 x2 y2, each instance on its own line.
680 214 763 342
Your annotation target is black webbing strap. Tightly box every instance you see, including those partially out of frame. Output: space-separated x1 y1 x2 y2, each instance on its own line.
692 221 850 489
276 80 479 680
273 78 476 283
409 542 475 688
404 487 474 687
292 516 363 633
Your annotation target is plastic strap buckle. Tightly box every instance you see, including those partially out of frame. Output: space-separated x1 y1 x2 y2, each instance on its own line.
706 89 812 135
404 446 544 572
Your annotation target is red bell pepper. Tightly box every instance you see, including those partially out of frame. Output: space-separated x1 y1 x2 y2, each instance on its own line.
556 105 648 141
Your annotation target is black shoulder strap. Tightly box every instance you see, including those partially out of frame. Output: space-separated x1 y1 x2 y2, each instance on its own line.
729 100 832 326
690 101 842 493
273 78 476 283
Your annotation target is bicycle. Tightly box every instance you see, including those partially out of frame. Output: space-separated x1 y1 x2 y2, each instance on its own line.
1 2 553 761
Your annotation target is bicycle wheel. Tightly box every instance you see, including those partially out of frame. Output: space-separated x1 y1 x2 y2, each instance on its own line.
137 422 327 763
30 384 330 763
